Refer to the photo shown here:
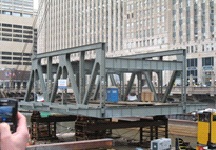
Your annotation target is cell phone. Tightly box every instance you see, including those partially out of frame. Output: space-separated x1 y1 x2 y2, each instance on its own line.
0 98 18 133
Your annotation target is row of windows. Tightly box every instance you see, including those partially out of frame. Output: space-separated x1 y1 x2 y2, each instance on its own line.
0 51 31 56
126 16 164 29
1 56 31 61
0 23 35 43
0 37 33 43
125 37 166 49
186 44 215 54
0 23 33 30
0 11 33 17
0 30 33 34
1 33 33 38
126 0 165 11
172 0 214 43
1 1 33 7
187 57 214 68
187 57 214 78
1 61 31 65
0 50 32 65
126 27 165 39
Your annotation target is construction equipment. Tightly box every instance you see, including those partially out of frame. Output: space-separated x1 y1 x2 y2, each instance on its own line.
196 109 216 149
176 109 216 150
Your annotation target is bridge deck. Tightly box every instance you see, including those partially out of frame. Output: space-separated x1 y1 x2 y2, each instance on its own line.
19 100 207 118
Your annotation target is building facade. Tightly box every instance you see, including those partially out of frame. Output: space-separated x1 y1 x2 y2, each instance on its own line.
0 0 36 88
38 0 124 58
124 0 216 86
38 0 216 86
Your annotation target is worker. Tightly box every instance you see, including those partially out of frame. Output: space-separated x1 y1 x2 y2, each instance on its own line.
0 112 29 150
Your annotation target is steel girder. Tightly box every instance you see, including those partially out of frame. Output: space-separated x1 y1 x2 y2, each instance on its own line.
19 101 206 118
19 43 207 118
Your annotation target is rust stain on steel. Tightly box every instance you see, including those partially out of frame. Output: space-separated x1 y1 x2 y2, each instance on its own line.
26 138 113 150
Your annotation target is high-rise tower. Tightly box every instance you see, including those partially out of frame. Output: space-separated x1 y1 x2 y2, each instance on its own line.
0 0 36 88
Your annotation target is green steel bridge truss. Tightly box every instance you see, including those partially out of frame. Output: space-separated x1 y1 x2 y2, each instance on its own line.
19 43 206 118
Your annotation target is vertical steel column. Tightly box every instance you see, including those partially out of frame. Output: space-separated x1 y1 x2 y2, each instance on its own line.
34 70 38 102
98 43 106 108
119 73 124 101
79 51 85 104
62 66 67 104
154 126 158 139
159 57 163 100
182 50 187 112
46 57 53 102
139 127 143 144
137 72 142 101
150 126 153 140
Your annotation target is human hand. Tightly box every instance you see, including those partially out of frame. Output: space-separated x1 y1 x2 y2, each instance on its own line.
0 112 29 150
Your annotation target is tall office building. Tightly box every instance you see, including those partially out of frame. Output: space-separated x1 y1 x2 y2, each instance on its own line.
122 0 215 85
124 0 169 54
39 0 216 86
0 0 36 88
38 0 123 58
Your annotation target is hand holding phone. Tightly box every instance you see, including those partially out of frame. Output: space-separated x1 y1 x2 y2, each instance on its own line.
0 112 29 150
0 98 18 132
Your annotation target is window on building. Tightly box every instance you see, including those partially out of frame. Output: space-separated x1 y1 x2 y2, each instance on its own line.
2 61 12 64
202 57 214 66
2 11 11 15
13 12 21 16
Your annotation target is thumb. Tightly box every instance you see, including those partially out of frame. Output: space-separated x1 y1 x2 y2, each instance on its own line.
0 123 11 139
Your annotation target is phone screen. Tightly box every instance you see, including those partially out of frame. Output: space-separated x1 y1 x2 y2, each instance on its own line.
0 98 17 133
0 106 14 125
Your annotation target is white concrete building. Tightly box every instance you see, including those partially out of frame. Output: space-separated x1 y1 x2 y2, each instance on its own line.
0 0 36 88
38 0 216 86
122 0 216 86
38 0 124 59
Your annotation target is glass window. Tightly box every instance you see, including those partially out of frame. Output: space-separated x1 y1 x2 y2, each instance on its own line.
13 62 22 65
202 57 214 66
2 56 12 60
13 25 22 28
199 113 210 122
2 51 12 55
23 53 31 56
2 23 12 27
2 11 11 15
13 29 22 33
23 26 32 29
2 61 12 64
13 52 22 55
13 57 22 60
13 39 22 42
22 14 32 18
13 12 21 16
23 62 31 65
213 115 216 121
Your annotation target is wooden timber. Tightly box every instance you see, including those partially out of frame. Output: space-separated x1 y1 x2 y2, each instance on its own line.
26 138 113 150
